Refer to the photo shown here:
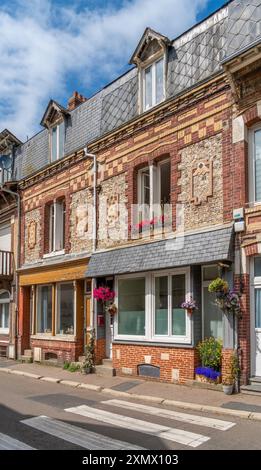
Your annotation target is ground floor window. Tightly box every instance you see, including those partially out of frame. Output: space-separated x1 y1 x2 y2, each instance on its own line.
202 265 223 340
116 268 191 343
0 290 10 334
36 282 75 336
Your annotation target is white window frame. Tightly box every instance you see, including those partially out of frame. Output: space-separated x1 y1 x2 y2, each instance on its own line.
137 159 170 208
44 199 65 256
50 122 64 162
114 267 191 344
0 289 10 334
249 123 261 204
36 284 53 336
142 56 165 112
250 257 261 375
56 281 76 337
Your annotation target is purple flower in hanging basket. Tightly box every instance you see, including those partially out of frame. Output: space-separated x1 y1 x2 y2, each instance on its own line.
180 298 198 311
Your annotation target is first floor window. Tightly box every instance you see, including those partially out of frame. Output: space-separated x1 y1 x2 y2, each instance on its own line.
35 282 76 336
118 277 145 336
51 121 65 162
56 283 75 335
37 285 52 334
47 198 65 253
116 270 190 342
0 290 10 333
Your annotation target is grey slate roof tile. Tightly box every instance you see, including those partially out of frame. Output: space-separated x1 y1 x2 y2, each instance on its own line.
86 225 234 277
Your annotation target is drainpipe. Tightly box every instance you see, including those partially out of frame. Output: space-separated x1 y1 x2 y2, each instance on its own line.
84 148 97 252
0 185 21 359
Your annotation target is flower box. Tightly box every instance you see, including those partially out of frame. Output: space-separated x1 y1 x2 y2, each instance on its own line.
195 366 221 384
195 373 221 385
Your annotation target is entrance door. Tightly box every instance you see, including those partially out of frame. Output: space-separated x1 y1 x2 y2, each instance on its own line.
254 288 261 376
105 312 112 359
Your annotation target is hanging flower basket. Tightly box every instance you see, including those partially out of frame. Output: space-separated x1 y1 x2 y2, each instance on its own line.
180 298 198 314
106 302 118 316
208 278 242 318
93 287 115 302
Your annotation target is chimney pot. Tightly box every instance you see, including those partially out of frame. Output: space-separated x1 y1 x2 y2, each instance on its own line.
68 91 87 110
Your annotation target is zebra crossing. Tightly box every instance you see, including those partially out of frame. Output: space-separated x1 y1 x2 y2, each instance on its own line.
0 399 236 450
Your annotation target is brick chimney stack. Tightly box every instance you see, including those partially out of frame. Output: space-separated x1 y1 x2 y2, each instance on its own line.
68 91 87 110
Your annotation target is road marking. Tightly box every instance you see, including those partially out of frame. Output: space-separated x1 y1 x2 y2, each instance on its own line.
65 405 209 448
0 432 34 450
102 399 236 431
21 415 145 450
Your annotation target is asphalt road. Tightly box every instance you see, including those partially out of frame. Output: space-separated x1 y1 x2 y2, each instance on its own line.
0 372 260 451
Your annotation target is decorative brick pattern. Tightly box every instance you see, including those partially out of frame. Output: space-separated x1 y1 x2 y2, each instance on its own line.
70 188 93 254
24 209 41 264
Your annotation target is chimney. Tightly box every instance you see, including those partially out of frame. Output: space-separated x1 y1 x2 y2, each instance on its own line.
67 91 87 110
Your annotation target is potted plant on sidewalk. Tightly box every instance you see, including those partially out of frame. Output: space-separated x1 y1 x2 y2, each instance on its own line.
195 337 222 384
81 329 95 374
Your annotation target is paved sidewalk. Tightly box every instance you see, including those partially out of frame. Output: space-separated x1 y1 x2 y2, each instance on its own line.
1 358 261 420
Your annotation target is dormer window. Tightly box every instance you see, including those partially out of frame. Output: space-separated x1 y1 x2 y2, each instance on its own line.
51 122 65 162
144 57 164 111
130 28 170 114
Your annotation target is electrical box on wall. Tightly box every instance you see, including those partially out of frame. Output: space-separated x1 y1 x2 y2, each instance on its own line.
234 220 245 232
233 208 244 220
233 207 245 232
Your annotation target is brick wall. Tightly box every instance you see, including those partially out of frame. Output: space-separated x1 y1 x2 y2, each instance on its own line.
235 273 250 385
95 338 106 364
113 343 199 383
30 338 84 363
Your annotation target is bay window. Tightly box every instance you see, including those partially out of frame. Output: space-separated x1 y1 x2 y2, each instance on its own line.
116 269 191 343
143 58 164 111
51 121 65 162
0 290 10 334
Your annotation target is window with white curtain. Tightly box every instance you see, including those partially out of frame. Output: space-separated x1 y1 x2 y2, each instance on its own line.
249 125 261 202
48 199 65 253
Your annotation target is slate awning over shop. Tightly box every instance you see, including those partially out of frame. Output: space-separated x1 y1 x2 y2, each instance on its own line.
86 225 234 278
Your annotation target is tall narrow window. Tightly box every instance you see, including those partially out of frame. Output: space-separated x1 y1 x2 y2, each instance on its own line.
155 276 168 335
48 199 65 253
56 283 74 335
137 159 170 208
118 278 145 336
51 122 65 162
143 58 164 111
254 128 261 201
37 285 52 334
0 290 10 334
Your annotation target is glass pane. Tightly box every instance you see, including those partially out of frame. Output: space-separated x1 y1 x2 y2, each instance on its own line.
57 283 74 335
255 129 261 201
203 287 223 339
155 276 168 335
203 265 219 281
156 59 164 103
51 126 57 161
37 285 52 333
254 258 261 277
55 200 65 251
49 204 55 252
3 304 9 329
58 122 65 158
145 66 152 110
160 161 170 204
172 274 186 336
118 278 145 336
143 171 150 205
255 288 261 329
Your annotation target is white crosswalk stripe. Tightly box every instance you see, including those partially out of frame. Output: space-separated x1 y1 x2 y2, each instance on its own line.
65 405 210 448
102 399 236 431
21 415 145 450
0 432 34 450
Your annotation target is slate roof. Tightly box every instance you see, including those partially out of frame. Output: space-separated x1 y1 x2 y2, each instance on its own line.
12 0 261 181
86 225 234 277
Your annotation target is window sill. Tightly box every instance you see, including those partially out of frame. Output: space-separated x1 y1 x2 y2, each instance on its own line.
0 329 9 335
113 339 193 348
31 334 76 342
114 336 191 344
43 250 65 259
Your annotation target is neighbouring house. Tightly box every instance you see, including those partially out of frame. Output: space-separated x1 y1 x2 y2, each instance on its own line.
5 0 261 387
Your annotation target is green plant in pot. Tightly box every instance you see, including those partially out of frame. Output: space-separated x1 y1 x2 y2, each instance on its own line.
81 329 95 374
222 351 240 395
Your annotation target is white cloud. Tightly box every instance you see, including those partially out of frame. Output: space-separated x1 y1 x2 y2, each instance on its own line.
0 0 207 141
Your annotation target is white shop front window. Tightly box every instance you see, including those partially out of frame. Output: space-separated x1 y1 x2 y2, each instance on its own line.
115 268 191 343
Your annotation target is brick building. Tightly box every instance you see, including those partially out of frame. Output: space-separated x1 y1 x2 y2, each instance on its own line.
8 0 261 386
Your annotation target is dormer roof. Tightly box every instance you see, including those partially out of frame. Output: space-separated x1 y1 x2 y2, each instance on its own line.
0 129 22 153
40 99 69 128
129 27 171 65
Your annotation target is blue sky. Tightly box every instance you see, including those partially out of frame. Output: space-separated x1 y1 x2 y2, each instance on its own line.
0 0 228 140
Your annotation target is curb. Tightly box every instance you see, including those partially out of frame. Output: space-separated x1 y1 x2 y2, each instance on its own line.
1 367 261 422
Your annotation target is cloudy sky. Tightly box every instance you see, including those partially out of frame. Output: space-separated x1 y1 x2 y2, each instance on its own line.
0 0 227 141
